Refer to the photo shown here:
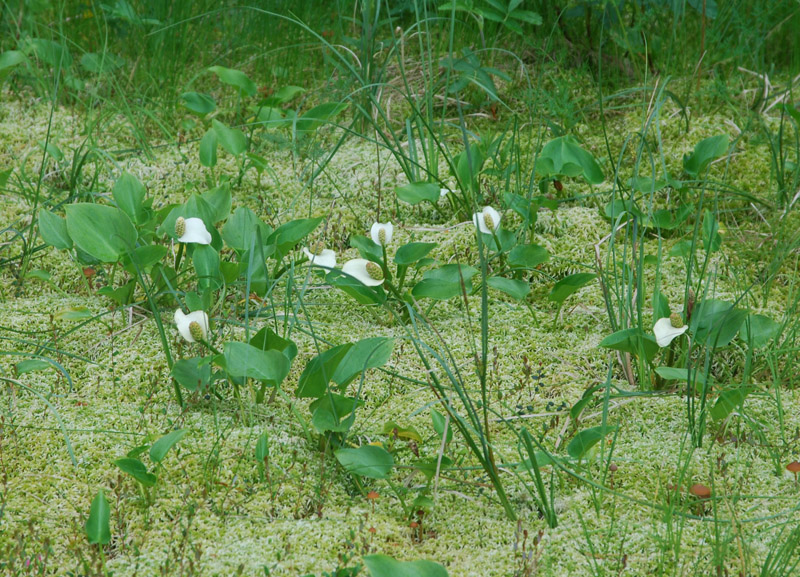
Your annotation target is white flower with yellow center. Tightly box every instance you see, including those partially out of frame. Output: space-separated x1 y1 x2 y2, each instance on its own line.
370 222 393 246
342 258 384 286
653 313 688 347
174 309 209 343
175 216 212 245
472 206 501 234
302 245 337 269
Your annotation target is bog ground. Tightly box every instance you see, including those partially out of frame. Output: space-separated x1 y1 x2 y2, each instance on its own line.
1 2 800 576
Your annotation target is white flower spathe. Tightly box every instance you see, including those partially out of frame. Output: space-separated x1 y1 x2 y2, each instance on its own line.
174 309 209 343
370 222 394 246
177 217 212 245
653 317 688 347
342 258 384 286
302 247 337 269
472 206 501 234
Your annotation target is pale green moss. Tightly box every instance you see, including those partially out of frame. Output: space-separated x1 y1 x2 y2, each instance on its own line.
2 78 800 577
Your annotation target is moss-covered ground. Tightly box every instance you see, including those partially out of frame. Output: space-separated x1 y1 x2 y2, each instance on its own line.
1 74 799 577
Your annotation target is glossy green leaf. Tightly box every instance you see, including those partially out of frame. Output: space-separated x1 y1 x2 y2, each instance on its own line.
363 554 449 577
396 182 440 205
192 244 222 290
690 299 747 347
536 135 604 184
0 50 25 83
171 356 212 392
150 429 187 463
504 192 538 226
740 313 780 349
570 385 601 420
221 342 291 385
224 342 291 383
508 244 549 270
97 281 135 306
683 134 728 177
412 456 453 481
350 235 383 263
331 337 394 388
254 106 287 126
710 386 752 422
412 280 464 301
208 65 257 96
222 206 270 252
702 209 722 252
201 186 231 224
115 458 157 487
39 140 63 161
240 226 270 297
310 393 362 433
180 91 216 115
382 421 422 442
296 344 353 398
80 52 123 74
669 240 693 259
600 328 659 362
295 102 348 134
38 209 72 249
653 290 671 323
605 199 644 221
122 245 168 275
431 409 452 444
328 270 387 305
15 359 52 375
28 38 72 68
395 242 437 266
654 366 707 386
487 276 530 300
263 85 305 106
65 204 136 263
85 490 111 545
113 172 147 224
212 119 247 156
199 128 217 167
567 426 615 460
249 326 297 362
549 273 596 305
255 431 269 462
481 228 516 253
454 143 484 193
629 176 667 193
54 306 94 321
268 217 323 258
335 445 394 479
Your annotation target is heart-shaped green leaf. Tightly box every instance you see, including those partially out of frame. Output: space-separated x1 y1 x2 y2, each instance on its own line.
85 490 111 545
335 445 394 479
536 136 604 184
149 429 187 464
363 554 449 577
208 65 257 96
683 134 728 177
221 343 290 384
65 204 136 263
396 182 441 205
